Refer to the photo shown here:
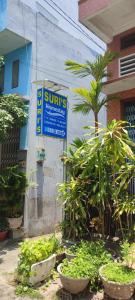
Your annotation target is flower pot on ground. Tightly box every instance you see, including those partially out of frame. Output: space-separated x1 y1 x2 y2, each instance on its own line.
0 218 9 241
99 263 135 300
58 263 89 294
0 166 28 229
16 235 60 285
7 215 23 229
57 257 98 294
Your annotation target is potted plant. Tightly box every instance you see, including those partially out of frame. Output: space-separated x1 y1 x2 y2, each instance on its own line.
16 235 60 285
0 166 28 229
58 240 112 294
99 242 135 299
0 218 9 241
58 257 94 294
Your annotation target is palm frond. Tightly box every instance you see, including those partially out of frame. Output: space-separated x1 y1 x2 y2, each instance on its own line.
71 137 86 149
73 102 92 115
65 51 118 80
65 60 92 77
72 87 91 102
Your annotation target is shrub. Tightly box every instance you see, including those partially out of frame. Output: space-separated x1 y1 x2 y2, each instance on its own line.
17 235 60 282
67 240 112 268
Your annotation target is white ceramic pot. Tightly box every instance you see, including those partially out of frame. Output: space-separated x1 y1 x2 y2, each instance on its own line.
8 216 23 229
57 264 89 294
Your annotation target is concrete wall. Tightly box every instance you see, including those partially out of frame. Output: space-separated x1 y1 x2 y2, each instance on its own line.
16 0 105 54
4 0 106 236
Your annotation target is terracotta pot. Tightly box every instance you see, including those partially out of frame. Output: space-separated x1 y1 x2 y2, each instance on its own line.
0 231 7 241
8 216 23 229
57 264 89 294
99 265 135 300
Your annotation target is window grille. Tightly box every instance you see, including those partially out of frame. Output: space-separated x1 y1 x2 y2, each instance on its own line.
119 53 135 77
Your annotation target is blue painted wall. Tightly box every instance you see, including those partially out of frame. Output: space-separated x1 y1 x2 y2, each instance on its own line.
0 0 7 31
4 43 32 150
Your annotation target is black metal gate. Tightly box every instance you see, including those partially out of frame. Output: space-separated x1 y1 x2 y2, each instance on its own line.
124 102 135 195
0 127 20 169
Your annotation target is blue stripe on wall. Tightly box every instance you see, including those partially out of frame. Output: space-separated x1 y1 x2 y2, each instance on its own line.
4 43 32 150
4 43 32 95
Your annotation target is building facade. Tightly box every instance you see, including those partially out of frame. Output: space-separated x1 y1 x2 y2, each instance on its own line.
0 0 105 236
79 0 135 142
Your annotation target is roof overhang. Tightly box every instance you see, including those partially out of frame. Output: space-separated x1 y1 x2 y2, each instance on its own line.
0 29 30 55
79 0 135 43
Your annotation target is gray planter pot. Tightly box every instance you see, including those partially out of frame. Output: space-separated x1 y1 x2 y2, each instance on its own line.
65 252 76 261
99 265 135 300
57 263 89 294
17 254 56 286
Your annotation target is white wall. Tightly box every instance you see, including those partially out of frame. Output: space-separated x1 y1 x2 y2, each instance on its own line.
7 0 106 236
21 0 105 54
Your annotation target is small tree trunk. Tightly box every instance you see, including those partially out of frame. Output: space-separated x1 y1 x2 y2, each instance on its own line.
94 112 98 135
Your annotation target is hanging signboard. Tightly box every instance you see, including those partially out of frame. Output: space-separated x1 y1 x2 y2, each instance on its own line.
36 88 67 139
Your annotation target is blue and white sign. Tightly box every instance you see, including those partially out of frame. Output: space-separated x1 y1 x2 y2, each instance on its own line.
36 88 67 139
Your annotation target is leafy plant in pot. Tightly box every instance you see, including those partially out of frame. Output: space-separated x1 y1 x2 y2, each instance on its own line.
58 240 112 294
99 241 135 300
0 166 28 229
0 217 9 241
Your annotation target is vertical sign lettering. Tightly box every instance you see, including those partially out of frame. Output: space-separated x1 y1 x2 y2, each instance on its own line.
36 88 43 135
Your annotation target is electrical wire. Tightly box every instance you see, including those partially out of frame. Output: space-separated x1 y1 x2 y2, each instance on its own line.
42 0 105 52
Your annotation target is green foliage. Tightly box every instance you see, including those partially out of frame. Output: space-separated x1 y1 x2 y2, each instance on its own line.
0 165 28 217
67 240 111 268
65 51 118 133
17 236 60 282
0 217 9 231
15 284 43 299
0 56 4 69
59 120 135 239
121 241 135 268
61 257 97 279
0 94 28 142
0 109 13 140
65 51 118 81
101 263 135 284
64 240 111 290
72 81 115 116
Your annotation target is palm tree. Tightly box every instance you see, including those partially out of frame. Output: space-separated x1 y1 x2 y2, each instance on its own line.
65 51 118 134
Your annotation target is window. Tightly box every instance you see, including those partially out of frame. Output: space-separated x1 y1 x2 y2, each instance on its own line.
121 33 135 50
12 59 19 88
0 65 5 93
